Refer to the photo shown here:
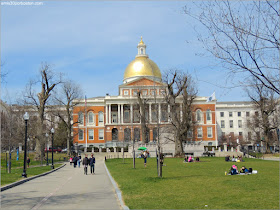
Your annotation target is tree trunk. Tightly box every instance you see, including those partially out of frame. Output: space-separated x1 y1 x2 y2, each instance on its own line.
174 132 184 157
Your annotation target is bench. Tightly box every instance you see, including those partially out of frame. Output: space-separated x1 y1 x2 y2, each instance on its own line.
203 152 215 157
163 153 173 157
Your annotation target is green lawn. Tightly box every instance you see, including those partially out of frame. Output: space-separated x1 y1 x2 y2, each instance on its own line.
1 152 68 169
1 163 63 186
106 157 279 209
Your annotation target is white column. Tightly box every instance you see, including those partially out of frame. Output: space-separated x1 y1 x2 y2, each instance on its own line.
109 104 111 124
118 104 121 124
130 104 133 123
149 103 152 123
106 105 108 124
121 104 124 124
158 103 161 123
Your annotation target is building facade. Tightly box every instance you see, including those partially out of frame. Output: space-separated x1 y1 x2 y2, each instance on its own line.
72 38 218 150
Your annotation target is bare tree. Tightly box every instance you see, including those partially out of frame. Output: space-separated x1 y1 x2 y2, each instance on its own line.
163 70 197 157
184 0 280 95
52 80 83 156
23 63 61 161
246 79 280 153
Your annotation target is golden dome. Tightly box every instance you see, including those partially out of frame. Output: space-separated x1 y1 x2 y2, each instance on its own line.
124 56 162 80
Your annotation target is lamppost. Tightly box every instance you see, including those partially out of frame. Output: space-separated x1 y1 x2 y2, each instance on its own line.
22 112 29 178
45 133 49 166
51 128 55 169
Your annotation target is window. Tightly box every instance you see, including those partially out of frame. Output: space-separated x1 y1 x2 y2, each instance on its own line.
78 112 84 125
246 112 250 117
197 127 203 138
196 110 203 123
88 112 94 124
239 132 243 136
160 89 165 95
99 129 104 140
229 120 233 128
124 128 131 141
78 129 83 140
238 120 242 128
207 127 213 138
220 112 224 117
133 110 140 123
112 113 118 123
88 129 94 140
124 90 129 96
248 132 251 140
206 109 212 122
187 130 193 138
142 90 147 96
238 112 241 117
133 90 138 96
222 132 225 137
98 112 104 123
221 120 225 128
229 112 233 117
140 48 143 54
124 110 130 123
151 89 156 95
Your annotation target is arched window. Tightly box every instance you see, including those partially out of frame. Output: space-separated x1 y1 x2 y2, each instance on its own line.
112 128 118 141
78 112 84 125
140 48 143 54
124 128 131 142
196 110 203 123
88 112 94 124
153 128 157 142
98 111 104 123
134 128 140 141
206 109 212 122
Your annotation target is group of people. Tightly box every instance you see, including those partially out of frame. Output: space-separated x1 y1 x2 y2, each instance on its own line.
69 155 82 168
229 165 250 175
82 154 96 175
69 154 96 175
184 155 199 163
225 155 243 162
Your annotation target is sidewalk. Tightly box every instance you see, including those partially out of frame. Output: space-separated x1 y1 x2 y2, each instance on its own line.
1 160 121 210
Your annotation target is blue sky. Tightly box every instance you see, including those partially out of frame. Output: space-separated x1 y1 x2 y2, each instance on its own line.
1 1 249 103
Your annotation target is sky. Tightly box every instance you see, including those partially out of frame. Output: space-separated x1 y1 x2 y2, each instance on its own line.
1 0 250 104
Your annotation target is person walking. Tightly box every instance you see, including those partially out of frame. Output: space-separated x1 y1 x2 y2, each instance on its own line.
73 155 78 168
27 157 30 168
89 153 96 174
82 154 89 175
143 151 148 167
77 155 81 168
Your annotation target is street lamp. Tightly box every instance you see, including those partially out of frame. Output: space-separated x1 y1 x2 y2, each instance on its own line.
22 112 29 178
51 128 55 169
45 133 49 166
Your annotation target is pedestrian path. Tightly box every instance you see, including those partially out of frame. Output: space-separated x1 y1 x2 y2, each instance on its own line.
1 160 121 210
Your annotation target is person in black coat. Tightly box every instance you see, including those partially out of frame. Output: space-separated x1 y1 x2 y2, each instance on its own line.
89 153 96 174
82 154 89 175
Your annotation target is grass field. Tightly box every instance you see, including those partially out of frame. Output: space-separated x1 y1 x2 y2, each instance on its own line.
106 157 279 209
1 152 68 169
1 163 63 186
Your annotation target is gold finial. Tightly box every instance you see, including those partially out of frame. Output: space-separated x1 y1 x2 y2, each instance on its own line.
139 36 144 44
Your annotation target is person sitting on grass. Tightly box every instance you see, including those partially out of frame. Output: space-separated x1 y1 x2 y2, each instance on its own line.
188 156 193 162
230 165 239 175
240 166 249 174
195 157 200 162
184 156 189 162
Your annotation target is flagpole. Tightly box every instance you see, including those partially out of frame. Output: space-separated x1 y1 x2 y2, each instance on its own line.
214 92 218 148
85 95 88 149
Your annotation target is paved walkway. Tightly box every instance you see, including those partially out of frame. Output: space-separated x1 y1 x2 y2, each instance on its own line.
1 160 121 210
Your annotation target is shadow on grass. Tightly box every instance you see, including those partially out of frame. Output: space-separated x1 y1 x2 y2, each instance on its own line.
144 174 205 181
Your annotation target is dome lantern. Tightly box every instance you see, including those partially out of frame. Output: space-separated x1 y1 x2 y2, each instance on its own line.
136 36 148 58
